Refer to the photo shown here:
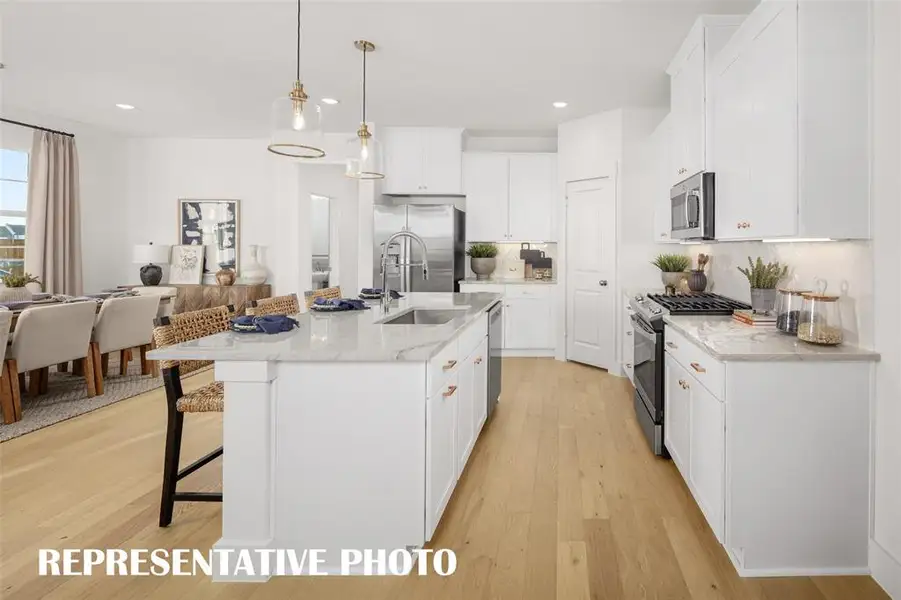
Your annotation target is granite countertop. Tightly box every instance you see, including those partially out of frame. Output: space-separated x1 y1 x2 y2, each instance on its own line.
148 292 502 363
663 316 880 362
460 278 557 285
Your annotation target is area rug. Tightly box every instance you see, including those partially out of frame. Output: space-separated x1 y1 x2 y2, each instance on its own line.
0 352 164 442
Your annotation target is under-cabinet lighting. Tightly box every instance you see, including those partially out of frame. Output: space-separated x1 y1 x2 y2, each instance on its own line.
116 104 135 110
552 101 568 108
321 98 340 105
761 238 834 243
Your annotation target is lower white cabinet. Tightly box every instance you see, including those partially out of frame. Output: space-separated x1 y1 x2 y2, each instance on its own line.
459 282 555 354
472 339 488 438
687 377 725 543
426 373 458 539
621 299 635 382
664 354 692 480
456 348 476 476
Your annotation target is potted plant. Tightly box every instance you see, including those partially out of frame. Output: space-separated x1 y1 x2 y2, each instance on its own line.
0 272 41 302
688 253 709 292
466 243 499 281
737 256 789 313
652 254 691 293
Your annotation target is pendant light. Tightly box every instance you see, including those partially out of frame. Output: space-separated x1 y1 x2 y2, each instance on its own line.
345 40 384 179
267 0 325 159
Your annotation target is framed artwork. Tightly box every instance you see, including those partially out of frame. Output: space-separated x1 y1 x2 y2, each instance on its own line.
168 245 204 284
178 199 240 276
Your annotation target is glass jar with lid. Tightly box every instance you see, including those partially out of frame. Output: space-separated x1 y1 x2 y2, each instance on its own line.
775 288 810 334
797 292 843 345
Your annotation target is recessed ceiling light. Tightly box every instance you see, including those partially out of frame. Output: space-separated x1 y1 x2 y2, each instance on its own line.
321 98 340 105
552 101 568 108
116 104 135 110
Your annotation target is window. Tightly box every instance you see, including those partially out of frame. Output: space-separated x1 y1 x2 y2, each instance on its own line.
0 149 28 276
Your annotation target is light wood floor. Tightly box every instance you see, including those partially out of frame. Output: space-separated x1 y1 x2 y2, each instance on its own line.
0 359 889 600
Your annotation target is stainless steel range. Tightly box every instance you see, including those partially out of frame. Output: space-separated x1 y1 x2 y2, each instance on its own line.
629 292 750 456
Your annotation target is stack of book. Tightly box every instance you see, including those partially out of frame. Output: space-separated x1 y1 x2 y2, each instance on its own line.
732 309 777 327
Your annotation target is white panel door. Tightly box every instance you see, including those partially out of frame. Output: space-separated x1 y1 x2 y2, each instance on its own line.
681 41 707 180
713 50 751 240
463 154 509 241
456 352 476 477
472 338 489 437
508 154 556 241
565 178 616 369
422 129 463 194
664 354 692 479
382 128 424 195
687 375 726 543
426 374 458 540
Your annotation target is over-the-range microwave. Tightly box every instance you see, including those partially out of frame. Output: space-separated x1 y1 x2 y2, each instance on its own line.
670 172 715 240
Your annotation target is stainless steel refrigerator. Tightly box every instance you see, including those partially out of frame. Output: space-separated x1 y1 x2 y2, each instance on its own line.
372 202 466 293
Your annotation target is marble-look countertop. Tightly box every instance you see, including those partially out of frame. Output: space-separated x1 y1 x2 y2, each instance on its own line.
460 278 556 285
663 316 880 362
148 292 502 363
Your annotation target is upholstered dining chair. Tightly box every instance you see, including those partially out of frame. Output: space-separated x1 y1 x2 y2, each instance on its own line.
0 309 15 424
90 295 161 394
153 304 233 527
133 286 178 319
4 302 98 422
246 293 300 317
302 286 343 310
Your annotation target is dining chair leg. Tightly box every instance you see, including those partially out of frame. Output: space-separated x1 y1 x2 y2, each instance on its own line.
150 340 160 378
28 370 41 398
91 342 104 395
101 353 109 377
73 360 84 377
57 362 69 373
6 360 22 423
1 363 15 425
39 367 49 394
119 349 130 376
18 372 25 394
159 410 185 527
84 351 97 398
140 345 151 375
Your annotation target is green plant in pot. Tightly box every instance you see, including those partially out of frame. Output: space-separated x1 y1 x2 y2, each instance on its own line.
0 272 41 303
737 257 788 313
466 243 499 281
652 254 691 293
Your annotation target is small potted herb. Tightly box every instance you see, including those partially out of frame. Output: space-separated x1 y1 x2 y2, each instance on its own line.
0 272 41 302
652 254 691 293
737 257 789 313
466 243 499 281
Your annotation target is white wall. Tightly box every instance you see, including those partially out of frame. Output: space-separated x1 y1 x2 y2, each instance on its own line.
870 0 901 596
0 108 129 293
463 134 557 153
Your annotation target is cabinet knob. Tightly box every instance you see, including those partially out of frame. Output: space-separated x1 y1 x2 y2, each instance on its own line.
442 385 457 398
443 360 457 371
666 341 678 349
625 363 632 368
626 331 632 336
474 357 483 364
598 280 608 286
678 379 685 387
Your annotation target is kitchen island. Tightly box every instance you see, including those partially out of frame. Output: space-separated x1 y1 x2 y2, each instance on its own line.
149 292 502 579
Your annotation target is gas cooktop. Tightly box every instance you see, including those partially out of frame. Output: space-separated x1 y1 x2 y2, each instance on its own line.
630 292 750 325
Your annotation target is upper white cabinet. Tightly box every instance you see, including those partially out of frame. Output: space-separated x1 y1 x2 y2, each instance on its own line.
383 128 463 195
651 115 680 244
463 152 557 241
666 15 745 187
712 0 871 241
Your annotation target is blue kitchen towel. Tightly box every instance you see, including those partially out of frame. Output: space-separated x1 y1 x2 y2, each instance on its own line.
360 288 403 299
230 315 299 334
313 297 370 311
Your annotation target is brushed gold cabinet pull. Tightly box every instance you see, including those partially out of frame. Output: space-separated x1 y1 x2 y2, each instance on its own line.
474 357 483 364
690 362 706 374
443 360 457 371
666 341 678 349
443 385 458 398
678 379 685 387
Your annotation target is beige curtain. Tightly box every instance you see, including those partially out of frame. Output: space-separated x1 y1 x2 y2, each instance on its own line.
25 131 83 295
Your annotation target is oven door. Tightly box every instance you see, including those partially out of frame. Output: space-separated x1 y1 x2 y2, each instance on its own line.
631 314 660 419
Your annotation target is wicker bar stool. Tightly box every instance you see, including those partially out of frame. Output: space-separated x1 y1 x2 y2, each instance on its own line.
302 286 343 310
153 304 233 527
246 293 300 317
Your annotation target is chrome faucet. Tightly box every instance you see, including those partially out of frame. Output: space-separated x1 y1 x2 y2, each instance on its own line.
380 230 429 313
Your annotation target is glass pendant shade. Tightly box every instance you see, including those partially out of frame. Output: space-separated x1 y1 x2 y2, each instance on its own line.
268 84 325 159
345 126 384 179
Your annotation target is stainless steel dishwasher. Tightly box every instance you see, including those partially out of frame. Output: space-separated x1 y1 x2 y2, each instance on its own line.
487 300 503 417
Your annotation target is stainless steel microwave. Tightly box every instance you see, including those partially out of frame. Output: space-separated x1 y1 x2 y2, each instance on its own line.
670 172 715 240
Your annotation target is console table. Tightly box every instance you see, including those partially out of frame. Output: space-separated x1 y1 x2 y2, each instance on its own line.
121 284 271 315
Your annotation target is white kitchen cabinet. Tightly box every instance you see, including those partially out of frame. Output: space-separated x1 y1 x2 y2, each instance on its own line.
463 153 509 242
666 16 745 187
664 354 692 479
456 348 476 477
508 154 556 241
426 372 458 539
383 128 463 195
459 283 555 356
651 115 680 244
472 338 488 439
462 152 556 242
687 376 725 543
621 299 635 382
712 0 870 241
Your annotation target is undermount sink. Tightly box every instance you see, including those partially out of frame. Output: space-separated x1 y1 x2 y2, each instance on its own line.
381 309 468 325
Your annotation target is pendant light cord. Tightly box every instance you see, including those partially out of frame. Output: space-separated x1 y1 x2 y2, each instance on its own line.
361 46 367 123
295 0 301 81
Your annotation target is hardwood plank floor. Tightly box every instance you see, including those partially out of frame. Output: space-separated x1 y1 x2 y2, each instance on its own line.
0 358 889 600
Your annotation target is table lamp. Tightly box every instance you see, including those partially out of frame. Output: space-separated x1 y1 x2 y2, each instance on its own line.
133 242 171 286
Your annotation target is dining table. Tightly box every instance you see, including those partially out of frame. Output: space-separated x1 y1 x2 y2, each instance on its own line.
2 292 174 331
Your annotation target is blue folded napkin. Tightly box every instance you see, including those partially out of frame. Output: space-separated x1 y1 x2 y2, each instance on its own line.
230 315 299 334
360 288 403 299
313 297 370 311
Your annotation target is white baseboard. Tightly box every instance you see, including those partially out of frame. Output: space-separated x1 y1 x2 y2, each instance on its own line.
500 349 555 358
870 539 901 599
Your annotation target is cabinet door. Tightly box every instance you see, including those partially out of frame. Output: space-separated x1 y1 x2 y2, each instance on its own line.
456 353 476 477
669 39 705 186
687 377 725 543
472 338 489 437
383 128 425 194
622 306 635 382
508 154 556 241
713 50 751 240
664 354 691 479
504 297 552 350
652 115 679 244
426 374 458 540
422 129 463 195
463 154 509 242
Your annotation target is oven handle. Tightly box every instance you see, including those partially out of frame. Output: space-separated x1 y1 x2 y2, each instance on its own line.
630 314 657 338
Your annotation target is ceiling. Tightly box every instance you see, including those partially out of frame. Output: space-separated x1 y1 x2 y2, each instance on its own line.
1 1 757 138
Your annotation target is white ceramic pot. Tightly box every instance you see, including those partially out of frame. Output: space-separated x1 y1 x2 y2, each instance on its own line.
470 257 497 281
241 245 267 285
0 287 33 303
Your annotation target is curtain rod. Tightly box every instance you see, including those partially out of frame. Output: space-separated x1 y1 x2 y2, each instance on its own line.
0 117 75 138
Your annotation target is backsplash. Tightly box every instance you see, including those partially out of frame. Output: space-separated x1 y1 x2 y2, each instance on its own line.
691 241 873 347
465 242 557 280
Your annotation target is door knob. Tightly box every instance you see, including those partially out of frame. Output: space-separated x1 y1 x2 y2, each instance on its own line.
598 280 608 286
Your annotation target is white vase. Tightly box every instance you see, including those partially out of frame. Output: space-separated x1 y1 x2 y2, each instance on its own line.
0 287 33 303
241 245 267 285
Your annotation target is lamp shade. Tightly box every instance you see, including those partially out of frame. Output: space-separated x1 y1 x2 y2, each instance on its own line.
268 93 325 159
133 244 171 264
